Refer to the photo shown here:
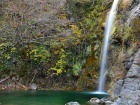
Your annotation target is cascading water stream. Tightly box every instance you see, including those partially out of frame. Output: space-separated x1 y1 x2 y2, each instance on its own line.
98 0 119 92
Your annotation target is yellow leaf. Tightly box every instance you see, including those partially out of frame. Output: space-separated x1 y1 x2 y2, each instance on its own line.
69 25 81 37
54 50 60 55
11 47 16 52
57 69 62 74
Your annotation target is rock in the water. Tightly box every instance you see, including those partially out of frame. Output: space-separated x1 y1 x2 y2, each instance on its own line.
30 83 37 90
100 97 114 105
65 102 80 105
88 98 100 104
88 97 114 105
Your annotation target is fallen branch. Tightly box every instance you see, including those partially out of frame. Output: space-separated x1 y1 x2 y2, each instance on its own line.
0 76 10 83
16 82 28 90
0 75 28 90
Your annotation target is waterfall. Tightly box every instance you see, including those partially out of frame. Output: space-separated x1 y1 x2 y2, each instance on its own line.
98 0 119 92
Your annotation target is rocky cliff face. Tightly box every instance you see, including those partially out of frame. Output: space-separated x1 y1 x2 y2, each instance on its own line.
126 0 140 25
113 49 140 105
112 0 140 104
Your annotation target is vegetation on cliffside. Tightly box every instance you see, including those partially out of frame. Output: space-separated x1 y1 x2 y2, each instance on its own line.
0 0 139 91
0 0 108 90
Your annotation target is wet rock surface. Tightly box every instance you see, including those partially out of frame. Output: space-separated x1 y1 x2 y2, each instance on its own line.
113 49 140 105
65 102 80 105
88 97 114 105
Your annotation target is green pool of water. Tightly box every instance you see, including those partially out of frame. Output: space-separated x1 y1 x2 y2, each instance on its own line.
0 90 108 105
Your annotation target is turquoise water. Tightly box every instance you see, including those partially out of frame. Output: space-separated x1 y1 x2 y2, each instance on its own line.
0 90 108 105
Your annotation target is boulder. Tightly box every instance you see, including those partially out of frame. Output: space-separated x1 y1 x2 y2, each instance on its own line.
88 97 114 105
65 102 80 105
88 98 100 104
101 97 114 105
30 83 37 90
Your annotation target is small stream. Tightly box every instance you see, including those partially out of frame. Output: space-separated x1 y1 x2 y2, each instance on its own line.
0 90 108 105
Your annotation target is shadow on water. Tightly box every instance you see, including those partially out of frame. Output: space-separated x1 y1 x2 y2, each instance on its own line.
0 90 109 105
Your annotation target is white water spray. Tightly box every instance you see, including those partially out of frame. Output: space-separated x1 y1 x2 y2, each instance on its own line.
98 0 119 92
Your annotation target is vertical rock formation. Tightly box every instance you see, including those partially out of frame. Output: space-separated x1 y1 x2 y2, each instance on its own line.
126 3 140 25
114 49 140 105
112 0 140 104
